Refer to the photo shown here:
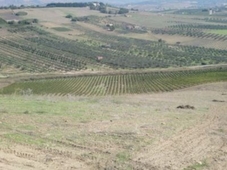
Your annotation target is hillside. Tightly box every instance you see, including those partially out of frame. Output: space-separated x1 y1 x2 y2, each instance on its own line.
0 82 227 169
0 4 227 170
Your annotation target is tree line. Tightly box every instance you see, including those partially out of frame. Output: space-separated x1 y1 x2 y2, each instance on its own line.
46 2 90 8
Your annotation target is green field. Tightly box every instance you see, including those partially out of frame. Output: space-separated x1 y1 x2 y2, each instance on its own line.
52 27 72 32
208 29 227 35
2 68 227 96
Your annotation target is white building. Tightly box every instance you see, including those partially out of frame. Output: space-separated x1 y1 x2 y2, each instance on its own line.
209 9 213 15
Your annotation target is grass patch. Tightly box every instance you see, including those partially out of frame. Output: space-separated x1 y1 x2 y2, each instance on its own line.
52 27 71 32
0 95 110 121
15 11 28 16
184 160 208 170
3 133 46 146
208 30 227 35
116 151 131 163
18 125 36 130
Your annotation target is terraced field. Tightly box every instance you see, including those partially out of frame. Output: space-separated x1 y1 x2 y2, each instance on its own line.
2 68 227 96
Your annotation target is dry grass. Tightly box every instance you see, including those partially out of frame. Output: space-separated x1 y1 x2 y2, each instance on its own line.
13 7 107 23
0 82 226 169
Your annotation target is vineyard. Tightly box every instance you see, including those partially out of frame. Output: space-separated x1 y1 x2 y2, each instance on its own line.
2 68 227 96
152 24 227 42
0 24 227 72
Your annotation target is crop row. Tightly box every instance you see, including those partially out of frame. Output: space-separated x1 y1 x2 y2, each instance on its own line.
2 68 227 96
82 31 227 65
202 18 227 24
169 24 227 30
152 27 227 41
2 25 227 71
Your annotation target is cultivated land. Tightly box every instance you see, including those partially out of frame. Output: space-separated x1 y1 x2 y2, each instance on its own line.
0 5 227 170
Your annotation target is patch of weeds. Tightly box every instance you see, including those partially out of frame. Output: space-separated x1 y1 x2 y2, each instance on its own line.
23 110 29 114
112 98 123 104
87 98 99 103
184 160 208 170
80 120 90 123
36 110 46 114
0 109 8 113
52 27 71 32
116 151 131 163
18 125 35 130
3 133 46 146
217 128 225 133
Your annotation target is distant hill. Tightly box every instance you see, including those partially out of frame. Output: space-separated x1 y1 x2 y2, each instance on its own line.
0 0 143 6
0 0 226 7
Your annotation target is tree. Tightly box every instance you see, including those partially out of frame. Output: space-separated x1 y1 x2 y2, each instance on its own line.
99 6 107 13
65 14 73 18
118 8 129 14
33 19 39 23
8 21 15 25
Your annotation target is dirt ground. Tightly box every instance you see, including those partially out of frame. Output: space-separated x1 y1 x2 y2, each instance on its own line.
0 82 226 170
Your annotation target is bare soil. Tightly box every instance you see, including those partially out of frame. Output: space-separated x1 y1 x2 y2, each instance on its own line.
0 82 226 170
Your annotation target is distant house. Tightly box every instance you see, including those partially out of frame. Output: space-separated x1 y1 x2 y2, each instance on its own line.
209 9 213 15
124 14 132 17
126 24 143 31
101 44 111 48
92 2 100 7
106 24 115 31
106 23 113 27
96 56 104 61
134 25 142 30
126 25 134 30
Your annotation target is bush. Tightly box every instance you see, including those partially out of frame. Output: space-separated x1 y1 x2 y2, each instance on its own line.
8 21 16 25
65 14 72 18
15 11 28 16
118 8 129 14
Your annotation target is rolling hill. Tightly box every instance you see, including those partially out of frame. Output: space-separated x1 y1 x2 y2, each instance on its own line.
1 0 227 6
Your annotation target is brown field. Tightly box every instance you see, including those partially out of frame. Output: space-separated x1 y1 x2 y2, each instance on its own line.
0 82 227 169
2 8 226 50
13 7 108 23
0 10 20 21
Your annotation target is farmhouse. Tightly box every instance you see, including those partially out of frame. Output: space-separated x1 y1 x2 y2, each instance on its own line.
106 23 115 31
92 2 100 7
124 14 132 17
96 56 104 61
106 23 113 27
126 25 134 30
